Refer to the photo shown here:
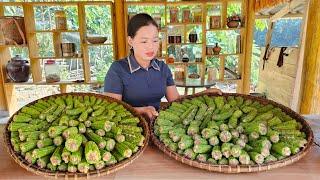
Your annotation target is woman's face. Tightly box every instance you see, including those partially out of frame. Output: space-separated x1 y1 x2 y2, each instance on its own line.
128 24 159 62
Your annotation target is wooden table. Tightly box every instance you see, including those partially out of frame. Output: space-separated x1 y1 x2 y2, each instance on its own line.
1 118 320 180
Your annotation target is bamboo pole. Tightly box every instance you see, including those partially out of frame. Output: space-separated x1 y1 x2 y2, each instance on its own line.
300 0 320 114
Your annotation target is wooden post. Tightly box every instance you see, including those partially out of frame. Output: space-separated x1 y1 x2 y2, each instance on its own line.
300 0 320 114
0 5 18 114
114 0 126 59
238 0 255 94
291 0 309 112
0 5 7 111
78 3 90 83
201 2 207 84
60 84 67 93
23 4 42 83
221 1 228 28
52 32 62 57
219 56 225 80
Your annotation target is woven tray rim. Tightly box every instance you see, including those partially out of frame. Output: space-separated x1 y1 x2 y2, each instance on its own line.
150 92 314 173
4 92 150 179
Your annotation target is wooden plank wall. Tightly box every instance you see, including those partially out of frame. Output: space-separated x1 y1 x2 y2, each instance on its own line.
256 47 299 107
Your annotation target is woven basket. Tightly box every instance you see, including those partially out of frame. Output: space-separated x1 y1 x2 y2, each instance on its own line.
0 16 27 45
4 92 150 179
151 92 314 173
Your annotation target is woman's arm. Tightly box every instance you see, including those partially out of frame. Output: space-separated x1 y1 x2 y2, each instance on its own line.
104 92 158 121
165 85 180 102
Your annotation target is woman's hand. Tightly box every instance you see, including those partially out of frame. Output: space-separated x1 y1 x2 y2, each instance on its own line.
134 106 159 121
199 88 223 95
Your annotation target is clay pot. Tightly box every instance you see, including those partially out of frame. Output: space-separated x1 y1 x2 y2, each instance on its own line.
227 20 240 28
189 33 198 43
213 43 221 55
6 55 30 82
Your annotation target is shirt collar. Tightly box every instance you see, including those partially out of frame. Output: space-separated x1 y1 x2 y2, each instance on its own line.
127 55 160 73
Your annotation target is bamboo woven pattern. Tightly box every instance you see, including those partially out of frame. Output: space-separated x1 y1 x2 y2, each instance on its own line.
4 92 150 179
151 92 314 173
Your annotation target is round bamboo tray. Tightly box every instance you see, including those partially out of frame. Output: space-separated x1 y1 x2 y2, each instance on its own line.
151 92 314 173
4 92 150 179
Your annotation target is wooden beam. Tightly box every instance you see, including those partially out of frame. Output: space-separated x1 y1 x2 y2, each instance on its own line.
291 0 310 112
256 13 303 19
77 3 90 83
0 5 17 114
221 1 228 28
240 0 255 94
270 0 304 22
115 0 126 59
23 4 42 83
300 0 320 114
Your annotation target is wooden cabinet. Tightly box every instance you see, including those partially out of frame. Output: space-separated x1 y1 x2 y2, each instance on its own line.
124 0 246 88
0 1 116 114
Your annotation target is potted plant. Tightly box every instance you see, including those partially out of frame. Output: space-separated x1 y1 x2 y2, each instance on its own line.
227 14 241 28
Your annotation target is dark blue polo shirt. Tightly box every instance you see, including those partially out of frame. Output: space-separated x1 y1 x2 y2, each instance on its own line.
104 55 175 110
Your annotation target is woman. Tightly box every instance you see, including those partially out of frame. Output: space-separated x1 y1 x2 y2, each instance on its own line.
104 13 222 120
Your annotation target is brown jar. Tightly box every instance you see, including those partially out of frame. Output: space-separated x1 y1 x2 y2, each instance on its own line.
189 32 198 43
213 43 221 55
6 55 30 82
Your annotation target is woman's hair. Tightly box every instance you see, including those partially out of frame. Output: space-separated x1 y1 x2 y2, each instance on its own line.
127 13 159 55
127 13 158 38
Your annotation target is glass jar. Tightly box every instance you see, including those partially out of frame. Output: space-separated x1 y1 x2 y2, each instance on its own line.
167 54 175 64
193 7 202 23
195 51 202 62
206 45 213 55
182 54 189 63
207 67 217 81
45 60 60 83
182 8 191 23
170 7 179 23
174 66 185 81
210 16 221 29
55 10 67 30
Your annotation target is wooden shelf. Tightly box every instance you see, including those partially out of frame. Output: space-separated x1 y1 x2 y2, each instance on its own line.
168 62 202 66
206 53 242 57
0 44 27 48
85 43 113 46
32 56 83 60
207 27 244 31
167 43 203 45
32 29 79 33
166 22 203 26
4 80 102 85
